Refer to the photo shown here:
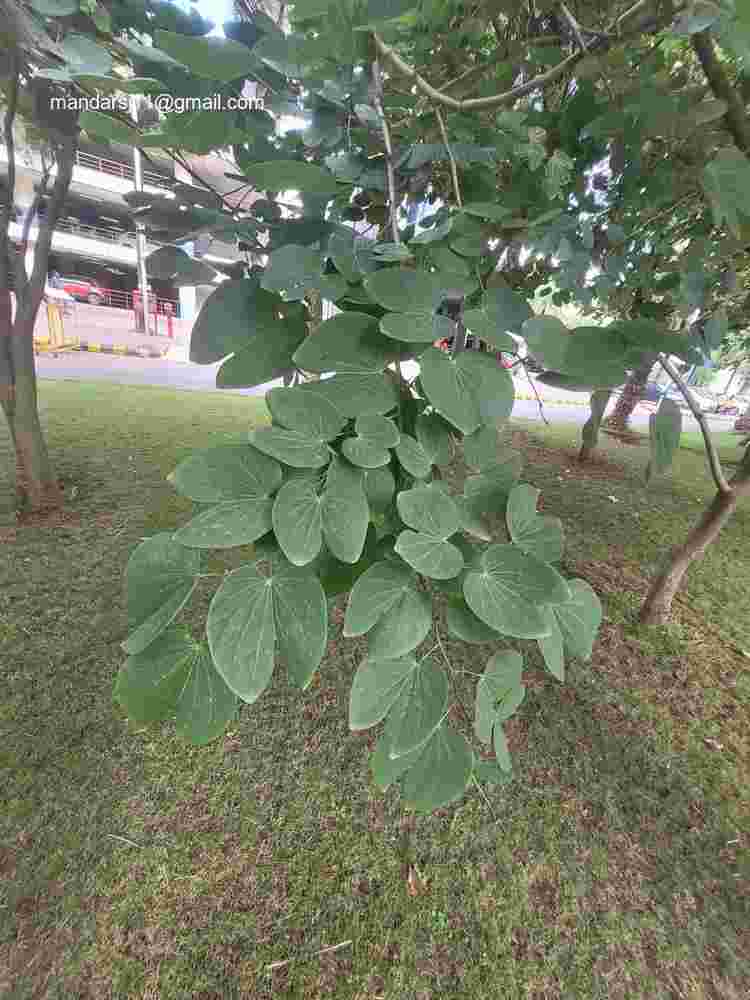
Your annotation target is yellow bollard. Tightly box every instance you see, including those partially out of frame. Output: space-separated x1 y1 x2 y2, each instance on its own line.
46 300 64 349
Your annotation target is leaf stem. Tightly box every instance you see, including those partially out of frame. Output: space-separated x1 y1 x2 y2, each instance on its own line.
434 107 462 209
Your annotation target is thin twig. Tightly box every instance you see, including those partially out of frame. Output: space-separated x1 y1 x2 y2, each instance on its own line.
373 70 400 243
434 107 462 208
658 353 731 494
560 1 588 51
521 359 550 425
265 939 352 972
106 833 142 848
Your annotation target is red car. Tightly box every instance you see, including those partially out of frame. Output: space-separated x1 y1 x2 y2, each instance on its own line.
61 275 108 305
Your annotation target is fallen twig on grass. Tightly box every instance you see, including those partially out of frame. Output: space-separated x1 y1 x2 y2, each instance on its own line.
265 939 353 972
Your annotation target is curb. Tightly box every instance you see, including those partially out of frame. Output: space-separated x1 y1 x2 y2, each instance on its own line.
514 392 587 407
34 337 168 359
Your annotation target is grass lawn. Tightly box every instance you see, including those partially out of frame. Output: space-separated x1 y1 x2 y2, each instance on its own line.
1 380 748 999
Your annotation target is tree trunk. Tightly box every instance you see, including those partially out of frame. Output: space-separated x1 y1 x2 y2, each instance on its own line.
639 490 738 624
604 352 657 431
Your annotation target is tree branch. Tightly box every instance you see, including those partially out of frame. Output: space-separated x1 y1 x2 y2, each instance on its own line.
372 61 400 243
374 0 672 113
559 1 588 51
691 29 750 155
434 107 462 208
1 51 19 293
14 152 52 302
658 353 731 494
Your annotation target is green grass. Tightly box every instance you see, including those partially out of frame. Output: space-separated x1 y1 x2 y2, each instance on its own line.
1 382 749 999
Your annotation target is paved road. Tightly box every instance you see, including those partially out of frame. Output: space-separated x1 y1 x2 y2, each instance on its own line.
35 350 734 432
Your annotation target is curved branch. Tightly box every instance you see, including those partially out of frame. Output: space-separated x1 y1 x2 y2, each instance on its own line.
434 107 462 208
691 29 750 155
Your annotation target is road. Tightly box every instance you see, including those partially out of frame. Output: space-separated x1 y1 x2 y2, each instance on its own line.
35 350 733 432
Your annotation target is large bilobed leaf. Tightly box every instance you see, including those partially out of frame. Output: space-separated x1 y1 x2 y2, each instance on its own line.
395 531 464 580
506 484 564 564
293 312 396 373
298 372 399 417
549 578 602 662
249 426 331 468
364 466 395 513
62 32 113 74
146 246 218 285
190 278 293 365
239 160 340 195
207 560 327 701
462 202 512 222
168 445 282 502
463 544 570 639
703 148 750 238
380 313 455 343
122 534 200 655
463 450 522 517
80 112 142 146
174 498 274 549
356 414 400 448
115 628 238 744
456 496 492 542
522 316 570 371
315 525 378 597
368 588 432 658
384 656 449 758
155 30 258 80
261 245 323 301
344 560 415 636
395 434 432 478
463 309 516 351
419 348 514 434
370 729 424 791
215 317 304 387
327 231 378 282
647 399 682 481
272 477 323 566
446 598 501 643
349 655 416 730
464 425 502 470
342 436 391 468
563 327 630 381
480 281 533 335
365 268 440 314
415 412 453 466
401 724 474 813
493 723 512 772
266 386 346 441
396 484 461 538
322 457 370 563
474 650 524 744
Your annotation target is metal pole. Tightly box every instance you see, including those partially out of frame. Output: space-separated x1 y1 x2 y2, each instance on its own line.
131 97 150 333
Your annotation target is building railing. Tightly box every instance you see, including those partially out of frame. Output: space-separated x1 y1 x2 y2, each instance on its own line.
53 216 165 249
74 149 173 189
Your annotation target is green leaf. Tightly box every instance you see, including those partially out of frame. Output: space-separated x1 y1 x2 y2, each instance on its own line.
316 525 378 597
380 312 455 343
168 445 282 502
446 599 501 643
266 386 346 441
396 484 461 538
29 0 78 14
240 159 339 195
62 33 113 74
647 399 682 481
293 312 396 374
522 316 570 371
580 389 611 453
349 655 416 730
298 372 399 417
703 310 728 350
463 450 522 517
272 477 323 566
249 426 331 468
80 111 141 146
493 722 512 772
174 498 274 549
342 436 391 468
419 348 514 434
478 281 533 336
474 650 523 743
344 560 415 636
322 457 370 563
463 309 517 351
474 759 513 785
385 656 449 758
395 531 464 580
73 75 166 95
365 268 437 314
462 202 512 221
190 277 303 367
455 496 492 542
415 412 453 466
364 466 396 513
370 729 423 791
395 434 432 478
261 245 323 301
463 425 501 470
552 578 602 661
353 0 417 27
368 587 432 657
122 534 200 656
154 30 259 81
146 246 218 286
207 560 327 701
401 724 474 813
538 613 565 681
116 629 238 745
463 544 570 639
356 414 400 449
327 231 378 282
506 484 563 563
